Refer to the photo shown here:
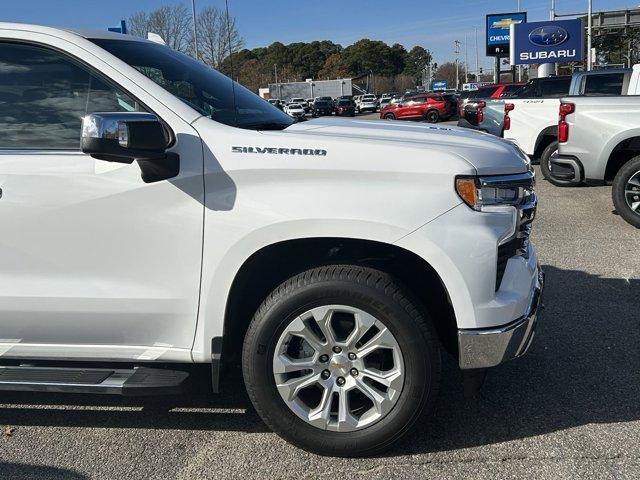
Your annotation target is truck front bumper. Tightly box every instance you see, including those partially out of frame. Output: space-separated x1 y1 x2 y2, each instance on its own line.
457 268 544 370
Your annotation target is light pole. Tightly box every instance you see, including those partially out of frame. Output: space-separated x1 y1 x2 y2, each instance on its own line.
475 27 479 81
587 0 593 70
191 0 199 60
464 33 469 83
517 0 522 81
454 40 461 90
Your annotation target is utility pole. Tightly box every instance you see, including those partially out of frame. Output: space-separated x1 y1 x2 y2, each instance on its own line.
464 32 469 83
454 40 461 90
191 0 199 60
274 64 280 99
587 0 593 70
517 0 522 82
475 27 479 81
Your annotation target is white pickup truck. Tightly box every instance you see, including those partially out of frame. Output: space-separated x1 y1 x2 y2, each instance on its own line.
0 23 543 456
551 96 640 228
503 69 638 179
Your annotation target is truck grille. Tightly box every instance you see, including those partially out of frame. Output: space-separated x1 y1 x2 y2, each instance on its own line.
496 228 530 290
495 179 536 291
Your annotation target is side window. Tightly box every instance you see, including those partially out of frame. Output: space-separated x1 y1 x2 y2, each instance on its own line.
0 42 144 150
583 73 624 96
539 78 571 98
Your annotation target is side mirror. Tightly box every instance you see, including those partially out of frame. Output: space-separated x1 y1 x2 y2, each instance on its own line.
81 112 168 163
81 113 179 183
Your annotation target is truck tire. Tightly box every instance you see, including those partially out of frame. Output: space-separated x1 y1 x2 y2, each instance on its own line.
539 141 573 187
425 110 439 123
242 265 441 457
612 156 640 228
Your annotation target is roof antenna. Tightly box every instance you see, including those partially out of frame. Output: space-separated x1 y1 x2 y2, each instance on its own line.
225 0 238 126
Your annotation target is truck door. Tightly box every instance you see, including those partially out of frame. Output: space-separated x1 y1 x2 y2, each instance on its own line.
0 41 204 359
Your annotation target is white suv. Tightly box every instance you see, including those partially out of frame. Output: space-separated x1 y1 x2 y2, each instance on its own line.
358 94 378 113
0 23 543 457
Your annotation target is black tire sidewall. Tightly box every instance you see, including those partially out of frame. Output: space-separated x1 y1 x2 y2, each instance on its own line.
425 110 439 123
243 274 439 456
384 113 395 120
540 141 559 182
612 156 640 228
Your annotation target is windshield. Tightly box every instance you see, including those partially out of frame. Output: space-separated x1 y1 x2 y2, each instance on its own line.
91 39 294 130
337 100 351 106
315 101 331 107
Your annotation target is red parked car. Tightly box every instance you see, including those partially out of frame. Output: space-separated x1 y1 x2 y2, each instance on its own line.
379 94 447 123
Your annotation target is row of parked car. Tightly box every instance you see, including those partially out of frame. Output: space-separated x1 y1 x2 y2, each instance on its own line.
456 67 640 228
268 91 460 122
268 96 362 118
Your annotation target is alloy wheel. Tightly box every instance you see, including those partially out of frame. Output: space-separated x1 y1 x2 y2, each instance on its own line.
625 170 640 215
272 305 404 432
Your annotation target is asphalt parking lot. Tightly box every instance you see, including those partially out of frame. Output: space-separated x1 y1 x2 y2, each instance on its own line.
0 156 638 477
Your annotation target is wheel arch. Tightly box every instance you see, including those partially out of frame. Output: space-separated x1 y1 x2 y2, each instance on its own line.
605 135 640 182
220 237 458 369
533 126 557 159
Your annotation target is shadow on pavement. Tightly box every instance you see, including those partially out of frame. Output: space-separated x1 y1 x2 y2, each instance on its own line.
0 265 636 448
0 462 87 479
0 365 267 433
393 264 640 455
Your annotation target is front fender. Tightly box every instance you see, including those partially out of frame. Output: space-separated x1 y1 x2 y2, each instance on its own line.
190 219 412 361
395 203 534 330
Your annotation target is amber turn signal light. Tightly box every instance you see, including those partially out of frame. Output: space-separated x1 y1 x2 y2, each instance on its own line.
455 178 479 209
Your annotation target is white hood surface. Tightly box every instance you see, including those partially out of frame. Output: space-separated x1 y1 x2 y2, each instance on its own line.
282 117 531 175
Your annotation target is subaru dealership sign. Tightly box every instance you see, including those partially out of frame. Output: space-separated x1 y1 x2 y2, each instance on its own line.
510 19 584 65
432 80 448 91
486 12 527 56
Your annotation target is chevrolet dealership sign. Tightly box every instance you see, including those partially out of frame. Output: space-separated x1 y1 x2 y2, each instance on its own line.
486 12 527 56
510 19 584 65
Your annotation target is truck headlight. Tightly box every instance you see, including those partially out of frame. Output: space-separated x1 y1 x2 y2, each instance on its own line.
455 172 536 212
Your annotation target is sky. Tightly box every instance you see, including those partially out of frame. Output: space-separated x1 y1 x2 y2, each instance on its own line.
3 0 638 70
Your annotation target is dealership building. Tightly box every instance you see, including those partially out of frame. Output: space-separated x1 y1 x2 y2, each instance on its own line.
265 78 353 101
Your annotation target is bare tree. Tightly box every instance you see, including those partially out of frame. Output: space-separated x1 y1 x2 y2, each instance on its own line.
128 4 192 53
196 6 244 67
128 11 150 39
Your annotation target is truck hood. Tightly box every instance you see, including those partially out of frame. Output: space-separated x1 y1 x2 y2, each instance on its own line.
282 117 531 175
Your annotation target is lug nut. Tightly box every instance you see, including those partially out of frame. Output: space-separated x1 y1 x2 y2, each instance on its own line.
336 376 345 386
319 354 329 363
332 346 342 354
350 368 359 377
321 369 331 379
348 352 357 360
